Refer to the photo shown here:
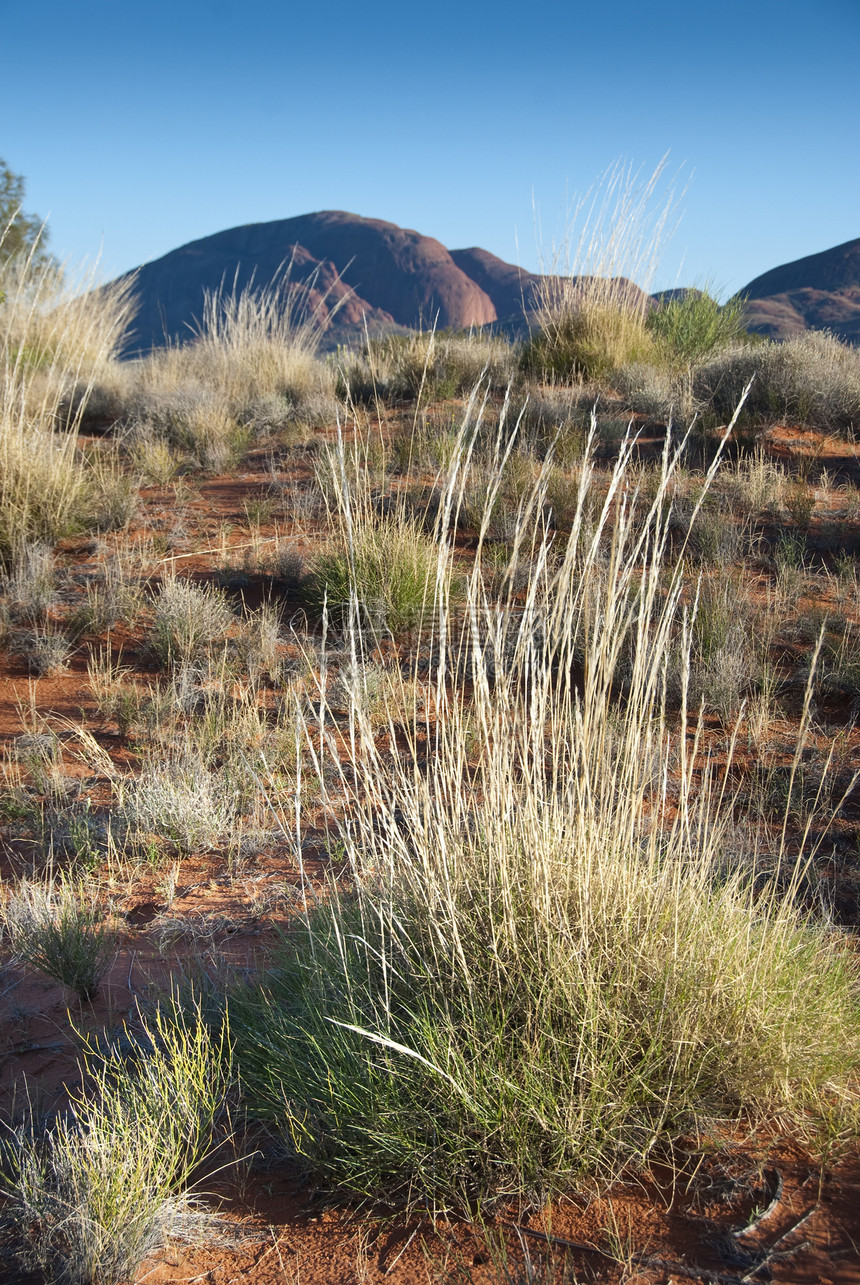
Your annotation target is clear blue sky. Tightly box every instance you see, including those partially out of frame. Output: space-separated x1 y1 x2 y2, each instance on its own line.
4 0 858 294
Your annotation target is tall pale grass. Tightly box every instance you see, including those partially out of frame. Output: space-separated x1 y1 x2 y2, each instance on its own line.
232 392 860 1209
0 239 137 559
128 273 341 454
528 159 680 381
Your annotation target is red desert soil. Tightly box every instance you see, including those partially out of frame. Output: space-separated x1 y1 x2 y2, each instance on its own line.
2 422 860 1283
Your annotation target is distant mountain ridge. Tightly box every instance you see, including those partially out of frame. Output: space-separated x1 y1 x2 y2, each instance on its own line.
113 213 860 353
738 237 860 343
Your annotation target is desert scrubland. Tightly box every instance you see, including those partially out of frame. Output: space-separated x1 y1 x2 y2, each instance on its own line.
1 223 860 1284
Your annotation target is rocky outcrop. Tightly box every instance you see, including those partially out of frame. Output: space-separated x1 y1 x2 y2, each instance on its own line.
118 211 497 353
739 237 860 343
115 213 860 355
448 247 544 320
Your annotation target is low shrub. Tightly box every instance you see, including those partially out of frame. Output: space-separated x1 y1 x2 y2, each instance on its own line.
695 330 860 437
5 876 118 1000
1 1000 229 1285
339 329 519 405
646 289 750 369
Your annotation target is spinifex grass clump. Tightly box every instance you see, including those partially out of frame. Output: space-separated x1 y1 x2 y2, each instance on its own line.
123 753 238 855
695 328 860 437
304 428 447 635
5 876 118 1001
339 328 520 405
232 405 860 1210
1 1000 230 1285
0 238 137 560
524 160 677 383
305 514 440 634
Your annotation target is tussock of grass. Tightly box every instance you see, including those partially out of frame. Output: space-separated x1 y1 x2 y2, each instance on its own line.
305 514 442 634
122 752 238 855
149 576 234 668
5 875 118 1000
1 1000 230 1285
0 242 137 560
525 160 677 383
339 328 520 405
524 303 656 383
122 278 340 471
696 329 860 437
231 415 860 1211
304 426 447 635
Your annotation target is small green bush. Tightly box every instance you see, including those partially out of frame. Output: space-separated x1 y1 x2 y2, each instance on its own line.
646 290 749 369
5 876 118 1000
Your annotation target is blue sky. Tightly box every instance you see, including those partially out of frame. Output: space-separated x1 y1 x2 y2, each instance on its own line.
4 0 858 294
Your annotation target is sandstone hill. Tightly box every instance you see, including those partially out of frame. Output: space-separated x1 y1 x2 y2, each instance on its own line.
119 212 501 353
738 236 860 343
115 212 652 353
116 213 860 353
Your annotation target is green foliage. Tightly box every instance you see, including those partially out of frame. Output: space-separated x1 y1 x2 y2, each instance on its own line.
5 876 118 1000
304 515 441 635
0 157 53 268
1 1000 229 1284
646 289 749 369
522 305 654 383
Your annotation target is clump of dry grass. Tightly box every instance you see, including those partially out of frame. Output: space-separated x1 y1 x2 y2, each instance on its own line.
231 405 860 1211
149 575 234 668
0 240 138 559
123 275 340 472
695 329 860 437
122 752 238 855
339 328 520 405
525 160 678 382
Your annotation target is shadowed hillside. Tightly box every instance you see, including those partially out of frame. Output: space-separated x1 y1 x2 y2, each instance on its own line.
740 236 860 343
